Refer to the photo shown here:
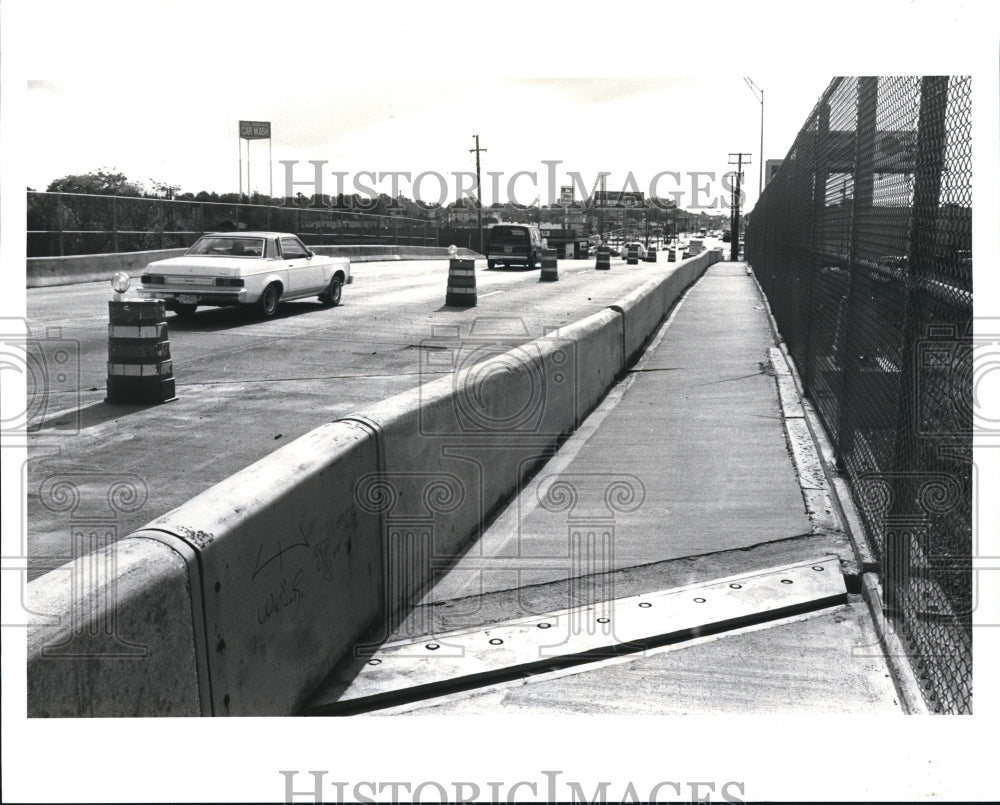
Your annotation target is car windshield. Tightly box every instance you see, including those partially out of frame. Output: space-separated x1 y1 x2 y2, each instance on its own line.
188 236 266 257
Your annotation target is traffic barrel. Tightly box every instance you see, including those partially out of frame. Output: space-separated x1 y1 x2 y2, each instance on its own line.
668 248 676 262
646 246 657 263
540 248 558 282
106 299 176 404
445 258 477 307
626 245 639 265
595 245 611 271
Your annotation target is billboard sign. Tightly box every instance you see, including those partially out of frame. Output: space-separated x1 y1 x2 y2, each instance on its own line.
239 120 271 140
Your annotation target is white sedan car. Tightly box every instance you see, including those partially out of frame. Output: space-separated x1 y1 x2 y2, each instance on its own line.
137 232 352 318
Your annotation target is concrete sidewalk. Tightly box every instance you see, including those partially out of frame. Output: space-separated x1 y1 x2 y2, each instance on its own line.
305 262 907 715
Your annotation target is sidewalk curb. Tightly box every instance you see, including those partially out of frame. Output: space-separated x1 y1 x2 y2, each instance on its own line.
745 261 929 714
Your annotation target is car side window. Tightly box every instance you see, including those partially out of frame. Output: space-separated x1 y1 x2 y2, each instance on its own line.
280 237 309 259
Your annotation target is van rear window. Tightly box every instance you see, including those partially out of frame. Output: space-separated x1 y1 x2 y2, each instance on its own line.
491 227 528 240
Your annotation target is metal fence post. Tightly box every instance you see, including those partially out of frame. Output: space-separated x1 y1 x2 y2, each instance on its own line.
890 75 949 501
802 99 831 394
57 197 65 256
111 196 119 253
835 76 878 472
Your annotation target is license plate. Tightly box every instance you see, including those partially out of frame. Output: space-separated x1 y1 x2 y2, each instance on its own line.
178 294 197 304
504 246 512 253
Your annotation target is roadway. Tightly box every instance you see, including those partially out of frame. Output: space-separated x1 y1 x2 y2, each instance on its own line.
26 248 692 579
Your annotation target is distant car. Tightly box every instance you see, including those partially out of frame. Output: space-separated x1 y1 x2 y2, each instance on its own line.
622 242 647 262
486 224 544 269
137 232 352 318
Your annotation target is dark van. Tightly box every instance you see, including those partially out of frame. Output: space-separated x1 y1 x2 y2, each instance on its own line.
486 224 543 269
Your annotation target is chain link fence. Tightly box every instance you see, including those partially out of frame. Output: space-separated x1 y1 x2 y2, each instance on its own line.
27 192 451 257
746 76 973 714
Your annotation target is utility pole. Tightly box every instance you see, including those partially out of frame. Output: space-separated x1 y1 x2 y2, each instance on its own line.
470 134 487 254
728 152 751 261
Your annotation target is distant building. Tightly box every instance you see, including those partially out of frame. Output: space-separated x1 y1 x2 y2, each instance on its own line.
591 190 645 208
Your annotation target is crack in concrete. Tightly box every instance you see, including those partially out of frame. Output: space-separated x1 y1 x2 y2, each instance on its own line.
686 371 765 388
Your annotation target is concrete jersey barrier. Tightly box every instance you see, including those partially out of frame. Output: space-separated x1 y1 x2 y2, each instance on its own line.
27 245 483 288
27 252 718 716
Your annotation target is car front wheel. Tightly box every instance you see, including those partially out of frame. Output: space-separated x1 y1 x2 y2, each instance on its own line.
258 283 281 317
319 276 342 307
175 303 198 319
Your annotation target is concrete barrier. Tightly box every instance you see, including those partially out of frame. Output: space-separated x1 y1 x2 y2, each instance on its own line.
27 245 483 288
145 421 382 716
27 248 188 288
341 309 624 619
611 249 721 364
27 256 723 716
27 533 204 716
29 421 383 717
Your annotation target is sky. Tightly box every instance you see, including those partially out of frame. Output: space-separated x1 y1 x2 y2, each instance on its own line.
22 74 829 212
3 0 1000 803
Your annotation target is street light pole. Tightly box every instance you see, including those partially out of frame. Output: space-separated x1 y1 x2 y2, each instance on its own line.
744 77 765 197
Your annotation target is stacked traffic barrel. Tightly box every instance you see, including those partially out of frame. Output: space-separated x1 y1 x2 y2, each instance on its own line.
595 245 611 271
106 299 176 404
445 258 477 307
540 248 558 282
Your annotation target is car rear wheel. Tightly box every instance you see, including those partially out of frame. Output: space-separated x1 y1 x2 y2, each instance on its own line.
525 251 536 270
487 260 496 269
319 276 342 307
175 303 198 319
258 283 281 317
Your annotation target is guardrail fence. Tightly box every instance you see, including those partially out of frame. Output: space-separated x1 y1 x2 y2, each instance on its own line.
746 76 973 713
27 192 462 257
